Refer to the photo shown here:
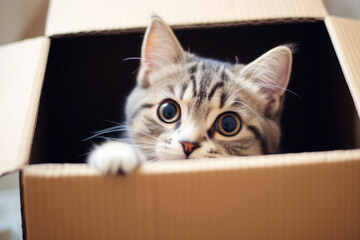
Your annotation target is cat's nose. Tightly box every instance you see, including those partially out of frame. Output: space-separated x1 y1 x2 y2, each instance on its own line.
179 141 200 157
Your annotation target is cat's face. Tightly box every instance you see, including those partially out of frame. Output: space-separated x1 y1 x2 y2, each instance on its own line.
125 17 292 161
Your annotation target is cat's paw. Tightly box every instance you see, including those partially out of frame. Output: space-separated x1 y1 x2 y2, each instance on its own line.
88 141 144 174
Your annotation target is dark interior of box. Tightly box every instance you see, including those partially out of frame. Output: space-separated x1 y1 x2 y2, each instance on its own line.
30 21 358 164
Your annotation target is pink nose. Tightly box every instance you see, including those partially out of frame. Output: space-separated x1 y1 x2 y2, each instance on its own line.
180 141 200 157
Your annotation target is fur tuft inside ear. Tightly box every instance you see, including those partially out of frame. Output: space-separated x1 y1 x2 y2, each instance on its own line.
241 46 293 116
137 16 184 88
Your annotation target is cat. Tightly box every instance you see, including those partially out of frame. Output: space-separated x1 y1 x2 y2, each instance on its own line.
88 16 292 174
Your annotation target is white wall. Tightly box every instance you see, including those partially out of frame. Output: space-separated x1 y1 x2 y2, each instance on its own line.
0 0 48 46
324 0 360 19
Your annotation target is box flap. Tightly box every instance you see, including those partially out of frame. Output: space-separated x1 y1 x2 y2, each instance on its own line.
22 150 360 240
0 37 50 176
325 16 360 118
46 0 328 36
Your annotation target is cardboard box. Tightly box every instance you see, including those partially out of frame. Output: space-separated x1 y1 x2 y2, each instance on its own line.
1 0 360 239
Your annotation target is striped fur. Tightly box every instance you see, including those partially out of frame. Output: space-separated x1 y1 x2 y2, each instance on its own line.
126 52 281 159
88 16 292 174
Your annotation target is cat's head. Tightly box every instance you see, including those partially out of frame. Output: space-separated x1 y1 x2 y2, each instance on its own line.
125 16 292 161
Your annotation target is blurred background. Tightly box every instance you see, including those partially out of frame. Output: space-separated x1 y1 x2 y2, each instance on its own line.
0 0 360 46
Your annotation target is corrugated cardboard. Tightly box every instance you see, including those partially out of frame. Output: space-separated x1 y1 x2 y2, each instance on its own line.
0 0 360 239
325 16 360 115
23 151 360 240
0 37 49 176
46 0 328 36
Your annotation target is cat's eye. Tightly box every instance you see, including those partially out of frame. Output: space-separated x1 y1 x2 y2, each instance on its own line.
157 99 181 123
215 112 242 136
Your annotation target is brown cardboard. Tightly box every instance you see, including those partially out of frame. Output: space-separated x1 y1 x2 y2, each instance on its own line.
0 37 49 176
0 0 360 239
23 150 360 240
325 16 360 115
45 0 328 36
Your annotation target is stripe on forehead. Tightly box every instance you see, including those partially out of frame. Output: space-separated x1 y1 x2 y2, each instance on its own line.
198 64 211 105
220 92 228 108
188 62 198 97
167 85 175 95
179 83 188 100
208 82 224 101
188 62 198 74
221 68 230 82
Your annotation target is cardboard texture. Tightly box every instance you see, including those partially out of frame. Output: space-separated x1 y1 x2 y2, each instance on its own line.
0 0 360 239
46 0 328 36
325 16 360 115
0 37 49 176
23 151 360 240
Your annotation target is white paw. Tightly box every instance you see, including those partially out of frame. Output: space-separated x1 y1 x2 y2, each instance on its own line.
88 141 144 174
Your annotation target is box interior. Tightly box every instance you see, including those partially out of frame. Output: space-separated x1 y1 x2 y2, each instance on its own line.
30 20 359 164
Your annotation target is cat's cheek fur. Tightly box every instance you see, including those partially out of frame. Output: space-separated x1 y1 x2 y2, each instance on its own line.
88 141 145 174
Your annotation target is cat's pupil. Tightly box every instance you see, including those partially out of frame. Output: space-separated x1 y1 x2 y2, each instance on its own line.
162 103 177 119
222 116 236 132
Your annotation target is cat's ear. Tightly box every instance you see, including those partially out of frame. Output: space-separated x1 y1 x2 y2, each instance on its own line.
137 16 185 88
241 46 292 116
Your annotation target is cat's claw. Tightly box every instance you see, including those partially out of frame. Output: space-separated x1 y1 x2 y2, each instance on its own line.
88 141 144 174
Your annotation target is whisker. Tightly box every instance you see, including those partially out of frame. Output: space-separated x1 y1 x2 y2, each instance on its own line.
123 57 142 61
252 82 301 98
233 100 262 121
83 124 130 141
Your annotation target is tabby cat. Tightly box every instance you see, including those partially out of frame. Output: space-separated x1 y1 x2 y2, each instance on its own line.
88 16 292 174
